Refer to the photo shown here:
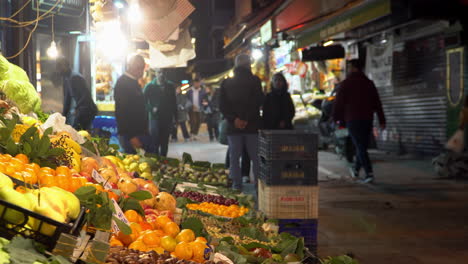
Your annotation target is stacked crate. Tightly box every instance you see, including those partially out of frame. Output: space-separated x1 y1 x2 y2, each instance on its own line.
258 130 319 253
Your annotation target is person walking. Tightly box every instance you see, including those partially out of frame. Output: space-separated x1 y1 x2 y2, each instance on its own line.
56 57 97 130
219 54 264 191
332 59 386 183
203 86 220 141
114 54 154 154
174 86 191 142
187 78 206 140
263 73 295 130
143 68 177 157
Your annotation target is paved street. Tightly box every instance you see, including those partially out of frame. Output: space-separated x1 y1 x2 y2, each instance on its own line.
167 132 468 264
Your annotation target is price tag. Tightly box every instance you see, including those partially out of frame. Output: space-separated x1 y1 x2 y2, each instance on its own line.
111 198 129 232
92 169 112 190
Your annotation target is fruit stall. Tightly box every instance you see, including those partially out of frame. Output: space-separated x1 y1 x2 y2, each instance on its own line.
0 53 363 264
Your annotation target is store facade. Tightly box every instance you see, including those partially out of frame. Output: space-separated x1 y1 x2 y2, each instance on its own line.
279 0 468 155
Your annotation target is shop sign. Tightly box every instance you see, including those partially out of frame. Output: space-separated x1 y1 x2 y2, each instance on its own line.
260 20 273 44
365 34 393 87
297 0 391 48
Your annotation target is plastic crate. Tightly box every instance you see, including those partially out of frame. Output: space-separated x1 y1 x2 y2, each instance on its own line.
92 115 120 147
278 219 318 249
258 180 319 219
0 199 86 251
259 158 318 186
259 130 318 160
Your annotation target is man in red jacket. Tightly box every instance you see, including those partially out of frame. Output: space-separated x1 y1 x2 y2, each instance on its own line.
333 59 386 183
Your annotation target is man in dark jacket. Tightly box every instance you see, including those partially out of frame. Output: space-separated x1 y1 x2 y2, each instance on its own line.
57 57 97 130
115 54 154 154
143 68 177 156
333 59 386 183
219 54 264 191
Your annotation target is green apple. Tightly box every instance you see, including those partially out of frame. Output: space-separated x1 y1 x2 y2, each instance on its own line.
0 187 32 224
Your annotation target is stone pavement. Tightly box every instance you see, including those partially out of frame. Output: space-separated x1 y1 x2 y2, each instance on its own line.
166 132 468 264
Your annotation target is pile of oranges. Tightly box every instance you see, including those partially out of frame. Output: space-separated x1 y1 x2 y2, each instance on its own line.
110 210 210 263
186 202 249 218
0 153 94 192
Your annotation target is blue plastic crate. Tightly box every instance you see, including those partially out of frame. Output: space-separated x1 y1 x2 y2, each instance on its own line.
278 219 318 248
92 115 120 146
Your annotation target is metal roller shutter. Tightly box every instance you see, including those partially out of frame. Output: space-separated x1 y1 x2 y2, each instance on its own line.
374 32 447 155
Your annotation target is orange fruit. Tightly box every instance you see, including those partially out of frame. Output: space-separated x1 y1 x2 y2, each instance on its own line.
22 170 37 185
11 171 23 181
29 163 41 174
155 215 172 229
128 240 148 252
174 241 193 260
129 222 143 241
15 186 27 193
1 154 12 162
142 231 161 246
40 167 55 176
190 241 208 260
56 166 71 178
153 229 166 237
195 237 208 243
4 163 15 176
0 162 6 174
124 210 143 223
116 231 133 246
176 229 195 243
106 190 119 201
38 174 54 187
9 159 24 173
15 154 29 164
110 236 123 247
160 236 177 252
55 174 71 191
70 177 83 192
163 221 180 237
139 221 153 231
147 246 164 254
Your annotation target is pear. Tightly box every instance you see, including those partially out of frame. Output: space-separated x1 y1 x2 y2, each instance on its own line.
0 172 13 189
38 188 67 217
0 186 32 224
50 186 81 220
33 202 67 236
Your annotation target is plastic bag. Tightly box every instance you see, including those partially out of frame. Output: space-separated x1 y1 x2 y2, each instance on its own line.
40 113 85 144
446 129 464 153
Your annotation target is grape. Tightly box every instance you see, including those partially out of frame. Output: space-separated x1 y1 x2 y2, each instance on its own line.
173 190 239 206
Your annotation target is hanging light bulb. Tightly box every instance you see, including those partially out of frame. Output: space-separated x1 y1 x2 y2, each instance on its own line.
48 15 59 59
47 41 58 58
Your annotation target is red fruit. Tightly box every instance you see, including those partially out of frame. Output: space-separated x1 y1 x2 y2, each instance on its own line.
253 248 272 259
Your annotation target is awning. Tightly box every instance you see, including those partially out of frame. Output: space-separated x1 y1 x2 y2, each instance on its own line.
296 0 391 48
223 0 289 57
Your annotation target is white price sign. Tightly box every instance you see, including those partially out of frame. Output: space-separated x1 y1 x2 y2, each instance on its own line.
92 169 112 190
111 198 129 232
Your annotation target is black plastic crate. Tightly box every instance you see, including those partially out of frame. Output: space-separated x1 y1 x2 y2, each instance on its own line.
278 218 318 249
259 130 318 160
259 158 318 185
0 199 85 251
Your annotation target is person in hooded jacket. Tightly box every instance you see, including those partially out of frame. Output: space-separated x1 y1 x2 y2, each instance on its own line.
219 54 264 191
263 73 295 130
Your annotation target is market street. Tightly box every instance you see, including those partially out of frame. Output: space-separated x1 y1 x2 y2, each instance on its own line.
168 133 468 264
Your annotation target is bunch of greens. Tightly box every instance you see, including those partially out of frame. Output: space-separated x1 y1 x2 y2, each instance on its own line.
0 114 64 168
73 186 152 235
80 136 120 157
0 236 71 264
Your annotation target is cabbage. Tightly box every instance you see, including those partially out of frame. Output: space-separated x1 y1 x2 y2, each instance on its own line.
0 54 41 114
0 79 41 113
0 54 9 77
